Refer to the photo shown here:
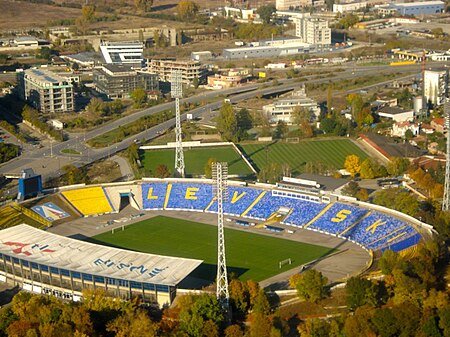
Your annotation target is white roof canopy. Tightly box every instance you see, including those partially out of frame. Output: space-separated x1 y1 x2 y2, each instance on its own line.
0 224 203 286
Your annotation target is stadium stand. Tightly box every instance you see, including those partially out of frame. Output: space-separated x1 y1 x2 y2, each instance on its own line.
138 181 423 252
307 203 369 234
342 211 414 249
207 186 262 216
62 187 114 216
142 183 169 210
165 183 213 211
0 203 49 229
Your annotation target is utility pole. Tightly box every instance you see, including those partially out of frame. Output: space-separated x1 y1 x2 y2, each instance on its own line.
171 70 185 178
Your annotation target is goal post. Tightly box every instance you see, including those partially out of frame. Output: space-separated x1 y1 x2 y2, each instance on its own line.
279 258 292 269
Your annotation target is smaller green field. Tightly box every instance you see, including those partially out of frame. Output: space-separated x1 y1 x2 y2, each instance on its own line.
92 216 334 282
240 139 368 174
141 146 253 177
61 148 81 155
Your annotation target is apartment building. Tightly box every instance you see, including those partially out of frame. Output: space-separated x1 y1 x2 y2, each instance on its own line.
147 59 207 84
93 64 159 99
17 68 74 113
424 69 448 106
295 16 331 46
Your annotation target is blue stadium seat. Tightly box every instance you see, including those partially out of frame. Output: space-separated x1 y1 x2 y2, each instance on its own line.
308 203 369 234
165 183 213 211
142 183 168 210
342 211 413 247
207 186 262 216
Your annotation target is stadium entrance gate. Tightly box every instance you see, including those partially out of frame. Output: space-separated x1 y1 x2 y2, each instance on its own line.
119 192 131 211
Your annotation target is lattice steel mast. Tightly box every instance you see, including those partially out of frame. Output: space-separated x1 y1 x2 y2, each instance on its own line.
171 70 185 178
212 162 230 314
443 102 450 211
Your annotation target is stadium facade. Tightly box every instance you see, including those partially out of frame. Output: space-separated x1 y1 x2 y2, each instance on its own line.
0 224 202 306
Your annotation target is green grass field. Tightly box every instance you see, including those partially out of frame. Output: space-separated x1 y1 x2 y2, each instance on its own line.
141 146 253 177
92 216 334 282
239 139 368 174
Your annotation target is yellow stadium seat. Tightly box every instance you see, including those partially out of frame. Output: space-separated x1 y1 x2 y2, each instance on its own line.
62 187 113 216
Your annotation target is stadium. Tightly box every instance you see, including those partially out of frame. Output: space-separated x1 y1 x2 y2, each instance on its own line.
0 177 434 307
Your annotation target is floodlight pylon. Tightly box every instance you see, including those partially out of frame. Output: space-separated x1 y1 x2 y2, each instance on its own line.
442 101 450 211
171 70 185 178
212 162 230 315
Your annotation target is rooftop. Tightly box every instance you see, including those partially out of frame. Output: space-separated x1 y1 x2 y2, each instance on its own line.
24 68 68 84
378 106 412 115
0 224 203 286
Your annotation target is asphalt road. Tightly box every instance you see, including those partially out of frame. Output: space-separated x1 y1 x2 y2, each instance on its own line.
0 61 445 183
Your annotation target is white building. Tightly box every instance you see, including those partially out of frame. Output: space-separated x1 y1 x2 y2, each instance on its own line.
391 121 420 138
333 2 367 13
376 1 444 17
276 0 312 10
263 86 320 124
17 68 75 113
99 41 144 66
378 106 414 122
295 16 331 46
424 69 448 106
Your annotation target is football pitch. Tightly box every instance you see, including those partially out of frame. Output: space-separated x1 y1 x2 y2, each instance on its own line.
141 146 253 177
239 139 368 174
92 216 334 282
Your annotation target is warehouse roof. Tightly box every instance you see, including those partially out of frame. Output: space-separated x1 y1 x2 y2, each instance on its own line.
0 224 203 286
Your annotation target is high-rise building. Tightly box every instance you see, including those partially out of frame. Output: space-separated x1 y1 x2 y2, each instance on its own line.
17 68 74 113
99 41 144 67
93 64 159 99
295 16 331 46
424 69 448 106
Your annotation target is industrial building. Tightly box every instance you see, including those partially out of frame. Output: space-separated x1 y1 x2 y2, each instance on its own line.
93 64 159 99
17 68 75 114
423 69 448 106
263 86 320 124
376 1 444 16
99 41 144 67
294 16 331 46
0 224 202 307
146 59 207 84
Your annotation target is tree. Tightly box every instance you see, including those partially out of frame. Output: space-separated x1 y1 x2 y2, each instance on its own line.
177 0 199 19
130 88 147 108
320 117 337 134
257 5 276 24
294 269 328 303
225 324 244 337
216 102 237 141
204 158 216 179
258 162 282 184
346 277 380 310
134 0 153 12
356 188 369 201
292 106 310 126
327 85 333 115
387 157 410 176
155 164 171 178
192 76 199 89
106 310 158 337
81 4 96 23
236 108 253 140
344 154 361 177
359 158 376 179
274 120 288 139
342 181 360 198
404 129 414 141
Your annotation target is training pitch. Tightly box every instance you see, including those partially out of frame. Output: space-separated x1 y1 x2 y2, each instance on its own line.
141 146 253 177
240 139 368 174
92 216 334 282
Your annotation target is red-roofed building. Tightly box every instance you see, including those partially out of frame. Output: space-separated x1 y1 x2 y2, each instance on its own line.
431 118 445 133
